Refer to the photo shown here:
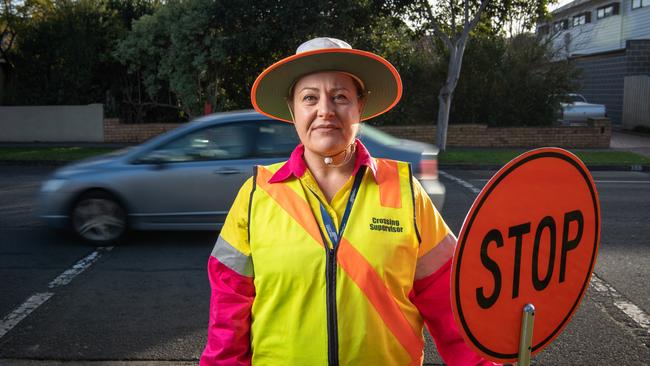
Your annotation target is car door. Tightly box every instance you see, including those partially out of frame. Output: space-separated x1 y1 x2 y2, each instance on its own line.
120 121 259 229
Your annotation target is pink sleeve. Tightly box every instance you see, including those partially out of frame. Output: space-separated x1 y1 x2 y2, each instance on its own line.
410 259 500 366
200 256 255 366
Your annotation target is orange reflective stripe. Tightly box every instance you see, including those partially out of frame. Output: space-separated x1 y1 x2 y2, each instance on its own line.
376 159 402 208
256 167 323 247
338 237 423 362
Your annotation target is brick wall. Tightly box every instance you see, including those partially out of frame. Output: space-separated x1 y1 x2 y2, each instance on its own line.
104 118 611 148
378 119 611 148
103 118 182 143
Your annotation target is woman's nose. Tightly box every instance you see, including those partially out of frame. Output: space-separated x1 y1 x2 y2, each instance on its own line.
317 97 335 119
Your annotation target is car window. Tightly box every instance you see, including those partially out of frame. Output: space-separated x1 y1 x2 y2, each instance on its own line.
255 120 299 157
141 123 253 163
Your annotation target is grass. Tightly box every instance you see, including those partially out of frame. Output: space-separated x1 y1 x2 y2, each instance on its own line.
439 148 650 166
0 146 649 167
0 147 119 161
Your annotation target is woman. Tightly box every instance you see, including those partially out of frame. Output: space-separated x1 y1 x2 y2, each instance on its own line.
201 37 497 366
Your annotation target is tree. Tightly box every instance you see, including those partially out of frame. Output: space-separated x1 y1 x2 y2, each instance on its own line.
450 32 578 127
384 0 552 150
1 0 54 101
3 0 157 109
115 0 406 119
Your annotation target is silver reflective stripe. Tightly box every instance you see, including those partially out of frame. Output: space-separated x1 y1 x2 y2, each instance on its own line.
211 236 254 277
415 233 456 280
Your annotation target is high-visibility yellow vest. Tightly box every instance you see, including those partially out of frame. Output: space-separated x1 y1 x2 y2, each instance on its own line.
249 158 425 366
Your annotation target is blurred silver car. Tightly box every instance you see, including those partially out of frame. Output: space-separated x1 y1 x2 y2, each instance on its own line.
39 110 445 244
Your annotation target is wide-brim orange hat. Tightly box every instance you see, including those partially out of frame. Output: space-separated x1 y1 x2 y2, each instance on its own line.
251 37 403 123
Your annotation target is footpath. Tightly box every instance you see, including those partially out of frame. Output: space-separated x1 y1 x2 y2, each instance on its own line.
609 130 650 158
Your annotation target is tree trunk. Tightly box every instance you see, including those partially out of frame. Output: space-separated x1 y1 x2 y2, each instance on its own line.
436 86 453 151
428 0 489 151
436 44 465 151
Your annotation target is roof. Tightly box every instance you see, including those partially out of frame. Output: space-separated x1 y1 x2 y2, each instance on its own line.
552 0 594 15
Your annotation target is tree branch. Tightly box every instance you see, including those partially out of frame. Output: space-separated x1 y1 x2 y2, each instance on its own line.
422 0 453 49
458 0 489 44
465 0 489 34
450 0 456 33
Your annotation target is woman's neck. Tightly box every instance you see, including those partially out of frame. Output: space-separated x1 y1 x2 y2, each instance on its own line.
303 146 356 202
303 146 356 179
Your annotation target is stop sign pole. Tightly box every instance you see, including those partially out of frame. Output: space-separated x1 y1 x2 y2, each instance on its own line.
451 148 601 364
518 304 535 366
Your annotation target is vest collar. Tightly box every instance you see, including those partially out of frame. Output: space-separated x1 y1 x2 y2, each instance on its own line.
268 139 378 184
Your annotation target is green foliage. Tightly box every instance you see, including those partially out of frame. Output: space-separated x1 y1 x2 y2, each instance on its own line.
3 0 576 128
451 33 579 126
6 1 111 105
3 0 157 115
115 0 403 119
372 31 578 127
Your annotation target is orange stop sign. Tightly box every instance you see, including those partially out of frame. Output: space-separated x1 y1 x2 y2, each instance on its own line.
451 148 601 363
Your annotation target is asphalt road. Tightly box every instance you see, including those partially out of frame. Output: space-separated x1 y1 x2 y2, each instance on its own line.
0 166 648 365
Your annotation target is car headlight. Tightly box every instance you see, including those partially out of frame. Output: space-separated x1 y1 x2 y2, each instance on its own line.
41 179 66 192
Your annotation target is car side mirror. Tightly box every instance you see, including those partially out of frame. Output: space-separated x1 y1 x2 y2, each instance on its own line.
135 151 169 167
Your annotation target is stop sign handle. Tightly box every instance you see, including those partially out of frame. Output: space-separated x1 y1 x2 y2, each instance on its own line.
518 303 536 366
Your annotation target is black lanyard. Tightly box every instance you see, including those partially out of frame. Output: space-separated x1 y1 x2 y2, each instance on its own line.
315 166 365 249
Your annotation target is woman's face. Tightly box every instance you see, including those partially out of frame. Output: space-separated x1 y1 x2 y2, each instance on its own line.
290 71 364 157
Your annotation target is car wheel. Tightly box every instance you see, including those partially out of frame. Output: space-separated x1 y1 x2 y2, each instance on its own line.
71 190 127 244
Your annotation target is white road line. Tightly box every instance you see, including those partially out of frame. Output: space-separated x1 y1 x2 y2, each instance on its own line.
0 246 113 340
439 171 481 194
590 274 650 332
0 292 54 339
48 247 113 288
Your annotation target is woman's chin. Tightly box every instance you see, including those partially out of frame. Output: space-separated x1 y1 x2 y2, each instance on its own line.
304 139 349 155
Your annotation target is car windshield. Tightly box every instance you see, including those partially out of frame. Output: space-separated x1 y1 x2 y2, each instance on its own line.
360 124 401 145
568 94 587 103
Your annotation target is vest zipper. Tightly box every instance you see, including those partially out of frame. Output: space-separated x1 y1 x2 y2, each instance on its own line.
316 167 365 366
325 246 339 366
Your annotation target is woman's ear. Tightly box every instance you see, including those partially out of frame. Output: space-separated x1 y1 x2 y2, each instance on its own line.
285 99 296 122
357 94 367 115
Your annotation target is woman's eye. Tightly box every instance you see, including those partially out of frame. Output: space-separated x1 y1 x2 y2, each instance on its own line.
333 94 349 102
302 95 317 103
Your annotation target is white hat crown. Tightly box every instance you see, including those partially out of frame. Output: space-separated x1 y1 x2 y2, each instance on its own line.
296 37 352 54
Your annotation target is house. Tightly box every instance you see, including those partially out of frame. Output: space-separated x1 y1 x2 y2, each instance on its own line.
537 0 650 127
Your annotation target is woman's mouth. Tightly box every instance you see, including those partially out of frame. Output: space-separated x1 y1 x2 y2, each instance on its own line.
313 124 339 131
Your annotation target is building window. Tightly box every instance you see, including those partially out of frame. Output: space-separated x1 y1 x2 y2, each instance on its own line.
554 19 568 32
572 12 591 26
597 3 620 19
632 0 648 9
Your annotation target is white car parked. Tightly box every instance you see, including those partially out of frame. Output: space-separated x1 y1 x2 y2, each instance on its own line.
558 93 606 124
